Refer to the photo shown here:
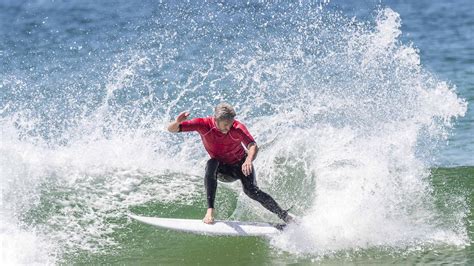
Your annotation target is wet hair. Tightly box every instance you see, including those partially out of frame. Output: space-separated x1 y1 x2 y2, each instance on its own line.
214 102 236 121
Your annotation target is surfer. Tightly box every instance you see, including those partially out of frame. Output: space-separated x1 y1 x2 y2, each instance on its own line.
168 102 294 224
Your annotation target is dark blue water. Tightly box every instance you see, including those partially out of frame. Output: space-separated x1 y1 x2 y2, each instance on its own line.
331 0 474 166
1 0 472 264
1 0 472 165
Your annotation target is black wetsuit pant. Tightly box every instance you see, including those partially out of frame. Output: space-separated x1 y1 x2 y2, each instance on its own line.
204 157 288 221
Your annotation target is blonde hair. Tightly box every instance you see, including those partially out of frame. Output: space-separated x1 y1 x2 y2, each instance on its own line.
214 102 236 121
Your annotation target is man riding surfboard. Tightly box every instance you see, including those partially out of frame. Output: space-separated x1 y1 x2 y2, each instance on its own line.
167 102 294 224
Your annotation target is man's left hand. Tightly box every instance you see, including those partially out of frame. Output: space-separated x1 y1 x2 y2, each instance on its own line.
242 160 253 176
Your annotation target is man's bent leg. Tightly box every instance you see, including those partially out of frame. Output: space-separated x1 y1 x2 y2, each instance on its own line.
239 168 289 222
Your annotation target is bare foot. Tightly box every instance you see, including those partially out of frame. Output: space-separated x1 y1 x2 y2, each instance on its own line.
203 208 215 224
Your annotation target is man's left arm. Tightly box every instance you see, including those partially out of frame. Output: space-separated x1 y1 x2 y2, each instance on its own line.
246 143 258 161
237 122 258 176
242 143 258 176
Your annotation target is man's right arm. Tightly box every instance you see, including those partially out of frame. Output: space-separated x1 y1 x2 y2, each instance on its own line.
167 111 190 132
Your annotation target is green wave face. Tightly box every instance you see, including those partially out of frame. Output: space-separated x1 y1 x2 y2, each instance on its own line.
1 0 472 264
16 166 471 264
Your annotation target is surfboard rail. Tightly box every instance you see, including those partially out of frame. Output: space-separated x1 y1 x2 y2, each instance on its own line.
128 214 284 236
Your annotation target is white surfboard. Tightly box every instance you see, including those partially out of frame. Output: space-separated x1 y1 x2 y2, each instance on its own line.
128 214 284 236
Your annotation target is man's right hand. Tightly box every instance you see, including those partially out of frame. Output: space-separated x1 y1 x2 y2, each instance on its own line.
167 111 190 132
176 111 190 123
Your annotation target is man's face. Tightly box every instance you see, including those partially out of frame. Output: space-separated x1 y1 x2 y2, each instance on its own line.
216 118 234 134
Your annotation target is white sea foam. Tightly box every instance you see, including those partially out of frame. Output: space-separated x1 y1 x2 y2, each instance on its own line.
255 8 468 255
0 2 468 263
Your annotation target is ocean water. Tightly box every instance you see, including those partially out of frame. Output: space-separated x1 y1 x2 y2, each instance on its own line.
0 0 472 264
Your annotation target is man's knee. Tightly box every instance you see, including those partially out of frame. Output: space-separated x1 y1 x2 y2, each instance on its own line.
243 186 260 200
